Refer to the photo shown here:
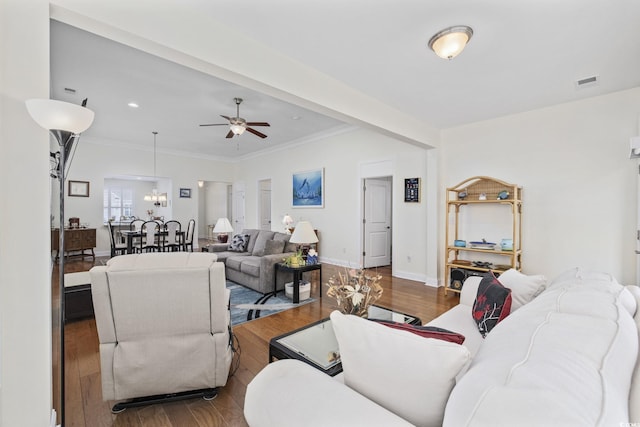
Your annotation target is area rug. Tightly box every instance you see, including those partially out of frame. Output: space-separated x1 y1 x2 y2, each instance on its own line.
227 281 314 325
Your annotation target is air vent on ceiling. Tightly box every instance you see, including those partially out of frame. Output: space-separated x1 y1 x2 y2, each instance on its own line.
575 75 599 89
64 87 76 94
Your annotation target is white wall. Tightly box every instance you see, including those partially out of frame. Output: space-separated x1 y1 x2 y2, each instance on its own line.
202 181 230 236
0 1 53 426
441 88 640 284
66 140 235 254
234 128 436 282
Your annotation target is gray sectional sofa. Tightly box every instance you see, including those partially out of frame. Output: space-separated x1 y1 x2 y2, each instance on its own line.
204 229 297 295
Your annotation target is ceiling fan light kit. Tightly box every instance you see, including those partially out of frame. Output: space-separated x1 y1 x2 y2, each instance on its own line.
428 25 473 59
200 97 270 139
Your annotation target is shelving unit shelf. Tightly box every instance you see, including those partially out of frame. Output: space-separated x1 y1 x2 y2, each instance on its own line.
444 176 522 296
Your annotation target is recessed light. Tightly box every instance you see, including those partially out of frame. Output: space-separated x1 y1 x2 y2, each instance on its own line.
291 115 301 120
128 102 139 108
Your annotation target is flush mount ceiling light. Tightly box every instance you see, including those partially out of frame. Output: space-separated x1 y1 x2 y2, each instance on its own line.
428 25 473 60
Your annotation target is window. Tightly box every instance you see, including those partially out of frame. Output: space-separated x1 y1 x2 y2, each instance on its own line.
104 186 134 223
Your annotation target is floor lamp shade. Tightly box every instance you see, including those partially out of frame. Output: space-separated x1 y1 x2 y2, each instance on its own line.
26 99 95 134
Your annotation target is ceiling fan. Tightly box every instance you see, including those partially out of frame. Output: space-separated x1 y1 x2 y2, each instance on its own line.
200 97 270 139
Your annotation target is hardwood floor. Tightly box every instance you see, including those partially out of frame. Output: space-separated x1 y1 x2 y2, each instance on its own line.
57 245 459 426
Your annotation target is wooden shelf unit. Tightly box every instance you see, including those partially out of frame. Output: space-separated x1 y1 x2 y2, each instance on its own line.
51 227 96 261
444 176 522 295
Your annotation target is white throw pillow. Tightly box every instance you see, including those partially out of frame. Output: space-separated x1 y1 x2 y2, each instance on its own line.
330 311 471 427
497 269 547 311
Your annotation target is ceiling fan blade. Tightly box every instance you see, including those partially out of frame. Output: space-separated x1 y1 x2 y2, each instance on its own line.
246 127 268 139
246 122 270 127
200 123 228 127
225 130 235 139
220 115 231 121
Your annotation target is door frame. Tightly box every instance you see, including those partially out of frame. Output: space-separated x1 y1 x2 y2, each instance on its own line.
359 159 394 270
362 177 393 268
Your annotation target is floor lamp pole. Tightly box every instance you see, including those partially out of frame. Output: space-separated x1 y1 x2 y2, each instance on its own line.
53 130 73 427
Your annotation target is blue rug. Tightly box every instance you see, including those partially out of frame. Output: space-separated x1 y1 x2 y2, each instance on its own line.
227 281 314 325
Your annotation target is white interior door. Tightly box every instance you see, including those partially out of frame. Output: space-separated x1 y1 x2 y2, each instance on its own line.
363 178 392 268
259 179 272 230
233 188 245 233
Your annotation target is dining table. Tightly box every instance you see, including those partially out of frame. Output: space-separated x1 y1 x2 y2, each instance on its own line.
119 229 186 254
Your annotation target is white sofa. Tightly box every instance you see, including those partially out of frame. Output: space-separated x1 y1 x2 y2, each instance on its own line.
244 268 640 426
90 252 232 409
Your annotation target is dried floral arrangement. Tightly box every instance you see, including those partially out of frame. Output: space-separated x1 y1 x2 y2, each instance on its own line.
326 269 383 317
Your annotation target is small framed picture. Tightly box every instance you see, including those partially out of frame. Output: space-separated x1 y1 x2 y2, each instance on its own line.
404 178 420 203
68 180 90 197
179 188 191 198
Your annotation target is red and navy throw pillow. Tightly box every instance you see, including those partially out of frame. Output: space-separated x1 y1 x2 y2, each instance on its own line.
371 320 465 345
472 274 512 338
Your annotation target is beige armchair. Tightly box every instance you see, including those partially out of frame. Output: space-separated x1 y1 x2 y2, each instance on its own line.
90 252 232 412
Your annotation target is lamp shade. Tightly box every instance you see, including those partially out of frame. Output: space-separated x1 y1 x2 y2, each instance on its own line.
26 99 95 134
290 221 318 244
282 214 294 227
428 26 473 60
213 217 234 233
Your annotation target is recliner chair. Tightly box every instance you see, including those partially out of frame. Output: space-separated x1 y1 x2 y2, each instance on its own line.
90 252 232 412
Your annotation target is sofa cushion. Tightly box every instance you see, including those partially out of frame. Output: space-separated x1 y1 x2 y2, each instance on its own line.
472 274 512 338
497 268 547 311
228 234 250 252
240 229 261 253
273 232 297 253
240 256 261 277
225 256 244 271
252 231 276 256
263 239 285 255
372 320 465 345
426 304 484 357
331 311 471 427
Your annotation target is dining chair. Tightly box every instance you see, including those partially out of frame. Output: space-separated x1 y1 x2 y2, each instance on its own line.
184 219 196 252
107 220 127 257
162 220 182 252
130 219 145 253
140 220 161 252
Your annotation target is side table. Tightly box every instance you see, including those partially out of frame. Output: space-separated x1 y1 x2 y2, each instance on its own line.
274 262 322 303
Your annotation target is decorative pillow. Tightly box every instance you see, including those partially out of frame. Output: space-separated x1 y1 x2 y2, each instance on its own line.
252 231 275 256
472 274 512 338
330 311 471 427
497 268 547 311
227 234 250 252
371 320 465 344
262 239 285 256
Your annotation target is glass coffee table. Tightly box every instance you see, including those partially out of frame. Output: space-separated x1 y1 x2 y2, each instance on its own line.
269 305 421 376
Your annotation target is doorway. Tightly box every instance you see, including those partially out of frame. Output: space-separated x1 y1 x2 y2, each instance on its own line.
258 179 272 230
362 177 392 268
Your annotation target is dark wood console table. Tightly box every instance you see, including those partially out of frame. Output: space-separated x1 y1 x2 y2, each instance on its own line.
51 228 96 261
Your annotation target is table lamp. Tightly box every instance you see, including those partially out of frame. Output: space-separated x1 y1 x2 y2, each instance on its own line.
213 217 234 243
289 221 318 260
282 214 294 234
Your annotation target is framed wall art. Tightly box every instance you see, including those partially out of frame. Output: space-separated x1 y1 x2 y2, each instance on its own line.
68 180 90 197
292 168 324 208
404 178 420 203
179 188 191 198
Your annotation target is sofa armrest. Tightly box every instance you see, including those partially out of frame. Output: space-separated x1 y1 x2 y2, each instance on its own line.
245 360 412 427
206 243 230 253
260 252 296 289
89 265 117 344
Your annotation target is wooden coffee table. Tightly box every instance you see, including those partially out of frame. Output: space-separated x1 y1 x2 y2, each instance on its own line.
269 305 421 376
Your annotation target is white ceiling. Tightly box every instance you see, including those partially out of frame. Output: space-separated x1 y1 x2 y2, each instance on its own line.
51 0 640 159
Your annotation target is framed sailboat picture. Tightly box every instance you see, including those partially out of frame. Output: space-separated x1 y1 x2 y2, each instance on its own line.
292 168 324 208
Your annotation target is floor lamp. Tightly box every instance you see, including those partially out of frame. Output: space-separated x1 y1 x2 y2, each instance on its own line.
26 99 95 426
